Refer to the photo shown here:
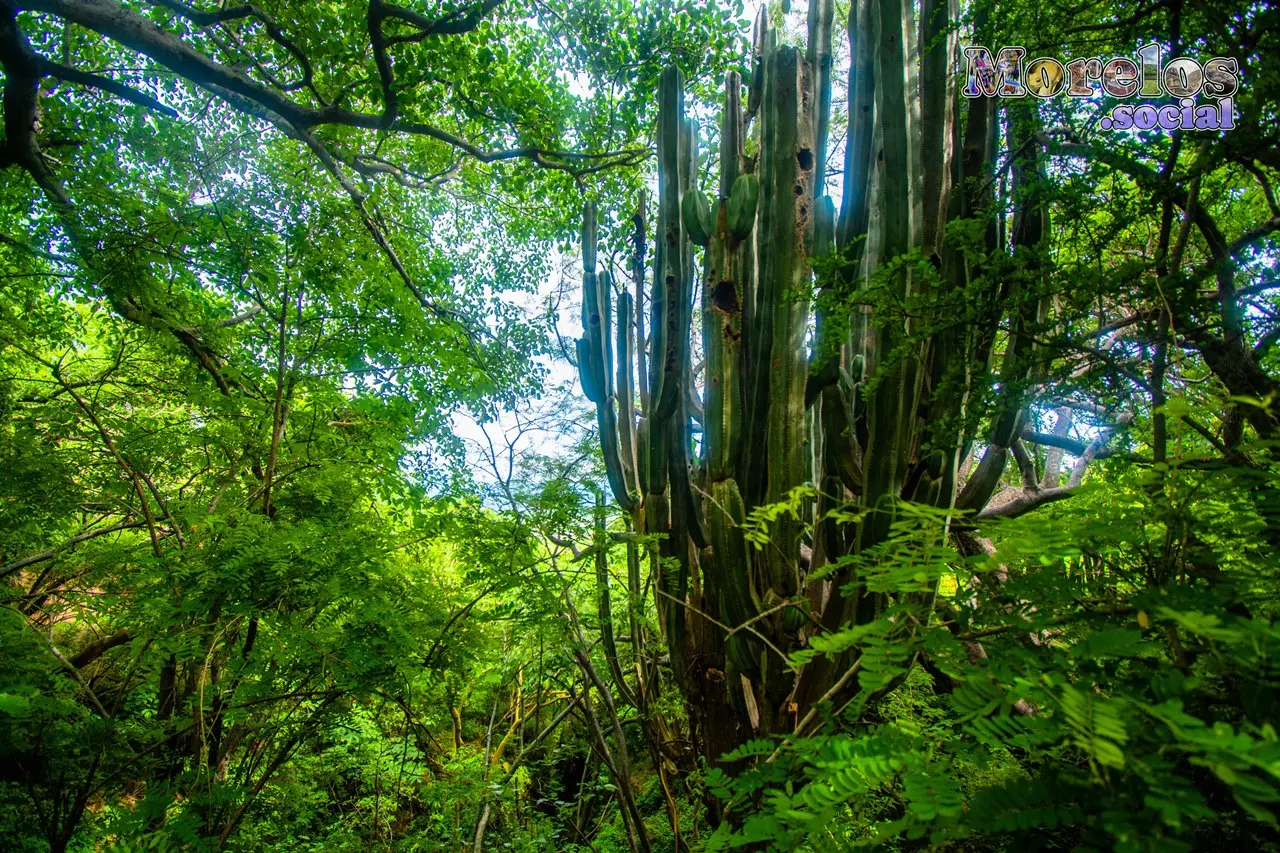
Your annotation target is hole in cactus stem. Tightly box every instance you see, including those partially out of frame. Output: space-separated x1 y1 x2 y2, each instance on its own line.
797 148 813 170
794 184 804 196
711 281 739 314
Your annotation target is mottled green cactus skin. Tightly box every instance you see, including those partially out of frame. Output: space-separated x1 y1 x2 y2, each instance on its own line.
727 174 759 239
756 46 813 604
615 292 639 498
682 189 713 248
576 202 635 512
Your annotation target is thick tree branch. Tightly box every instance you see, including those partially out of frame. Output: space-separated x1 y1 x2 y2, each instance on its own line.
382 0 504 43
0 3 69 203
1039 406 1072 488
16 0 640 170
1021 428 1089 457
68 628 132 668
42 58 177 115
4 0 642 387
219 305 262 327
0 519 146 579
1050 139 1229 257
976 414 1133 520
1010 438 1038 490
151 0 315 93
1 9 248 396
977 486 1075 520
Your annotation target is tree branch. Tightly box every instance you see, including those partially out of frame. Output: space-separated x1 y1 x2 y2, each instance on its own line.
1010 438 1039 490
976 485 1074 519
42 57 177 116
0 519 147 579
150 0 315 93
17 0 640 171
68 628 132 668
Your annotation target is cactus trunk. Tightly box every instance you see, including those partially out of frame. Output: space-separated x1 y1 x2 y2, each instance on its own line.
576 0 1032 768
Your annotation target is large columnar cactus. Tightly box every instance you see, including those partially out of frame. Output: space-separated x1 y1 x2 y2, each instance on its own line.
577 0 1041 765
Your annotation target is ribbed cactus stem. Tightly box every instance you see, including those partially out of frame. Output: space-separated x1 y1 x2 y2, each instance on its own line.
720 72 744 196
757 45 814 598
667 111 704 588
858 0 920 554
646 65 685 494
575 0 1003 750
919 0 957 255
837 0 876 253
705 74 746 483
594 491 634 706
577 201 635 511
616 292 639 498
577 201 605 405
746 5 768 120
806 0 834 201
653 96 694 424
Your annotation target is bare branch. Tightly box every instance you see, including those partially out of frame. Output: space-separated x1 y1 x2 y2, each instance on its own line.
1039 406 1072 488
976 485 1074 520
978 414 1133 520
1061 0 1169 35
219 305 263 327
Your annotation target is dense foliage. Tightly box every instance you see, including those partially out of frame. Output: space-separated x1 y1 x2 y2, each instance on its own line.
1 0 1278 851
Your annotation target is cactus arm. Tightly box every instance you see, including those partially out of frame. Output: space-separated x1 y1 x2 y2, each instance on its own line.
669 119 709 562
594 492 635 706
708 477 763 682
577 204 607 404
806 0 835 200
703 224 742 481
653 115 697 422
919 0 957 256
578 202 635 512
746 5 768 122
579 201 608 403
720 71 744 196
836 0 876 253
758 46 815 598
705 75 749 483
810 196 846 576
598 391 635 512
639 71 682 663
807 0 866 410
616 292 640 499
577 337 603 404
858 0 918 553
602 271 615 398
648 66 683 432
632 200 649 417
905 0 924 248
